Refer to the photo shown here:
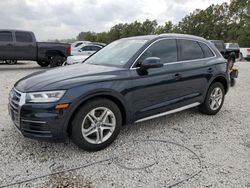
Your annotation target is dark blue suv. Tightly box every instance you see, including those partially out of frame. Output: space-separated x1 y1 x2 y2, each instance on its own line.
9 34 230 151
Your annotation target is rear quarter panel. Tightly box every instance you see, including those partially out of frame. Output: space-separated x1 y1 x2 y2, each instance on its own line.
37 42 70 60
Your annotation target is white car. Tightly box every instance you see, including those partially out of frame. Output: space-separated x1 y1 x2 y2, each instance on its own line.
64 55 89 65
71 41 91 54
240 48 250 61
71 44 103 56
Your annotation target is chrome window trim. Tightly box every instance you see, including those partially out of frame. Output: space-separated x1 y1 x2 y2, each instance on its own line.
130 37 216 70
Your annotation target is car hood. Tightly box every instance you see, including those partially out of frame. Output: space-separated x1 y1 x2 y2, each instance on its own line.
15 64 127 92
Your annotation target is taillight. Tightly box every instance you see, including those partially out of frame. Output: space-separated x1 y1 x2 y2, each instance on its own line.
247 48 250 52
67 47 71 55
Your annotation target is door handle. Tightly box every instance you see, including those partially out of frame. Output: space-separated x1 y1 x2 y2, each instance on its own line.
174 73 182 80
207 67 214 73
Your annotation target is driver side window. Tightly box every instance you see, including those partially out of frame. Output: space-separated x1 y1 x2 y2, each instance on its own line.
136 39 177 67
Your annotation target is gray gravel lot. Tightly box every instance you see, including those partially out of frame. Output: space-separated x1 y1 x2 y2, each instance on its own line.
0 61 249 188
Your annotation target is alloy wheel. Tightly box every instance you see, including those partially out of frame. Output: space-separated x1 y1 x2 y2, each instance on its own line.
209 87 223 111
81 107 116 144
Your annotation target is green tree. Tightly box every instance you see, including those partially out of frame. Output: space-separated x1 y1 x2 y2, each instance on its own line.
75 0 250 46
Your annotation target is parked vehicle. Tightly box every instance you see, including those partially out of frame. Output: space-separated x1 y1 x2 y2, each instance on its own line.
9 34 230 151
210 40 239 86
0 30 71 67
71 44 103 56
71 41 91 48
65 44 104 65
64 55 89 65
240 48 250 61
209 40 240 62
71 41 91 54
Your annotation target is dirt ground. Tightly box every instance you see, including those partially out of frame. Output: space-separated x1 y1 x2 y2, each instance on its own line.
0 61 249 188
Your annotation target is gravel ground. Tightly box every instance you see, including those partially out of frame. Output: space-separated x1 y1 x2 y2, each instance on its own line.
0 61 249 188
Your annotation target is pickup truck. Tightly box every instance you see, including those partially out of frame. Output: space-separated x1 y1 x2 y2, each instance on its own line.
209 40 240 62
0 30 71 67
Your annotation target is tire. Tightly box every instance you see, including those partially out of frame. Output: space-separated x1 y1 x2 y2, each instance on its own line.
239 53 243 61
71 98 122 151
230 78 236 87
199 82 225 115
5 60 17 65
37 61 50 67
227 57 235 70
50 55 65 68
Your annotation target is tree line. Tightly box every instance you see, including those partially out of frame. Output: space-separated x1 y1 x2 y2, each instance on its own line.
76 0 250 47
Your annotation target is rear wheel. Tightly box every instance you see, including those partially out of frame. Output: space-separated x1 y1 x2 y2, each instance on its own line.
37 61 50 67
5 60 17 65
199 82 225 115
50 55 65 68
71 98 122 151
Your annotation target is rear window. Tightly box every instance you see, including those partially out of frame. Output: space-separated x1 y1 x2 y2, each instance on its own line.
0 31 13 42
15 32 33 42
229 43 239 48
199 42 214 58
74 42 83 47
178 39 203 61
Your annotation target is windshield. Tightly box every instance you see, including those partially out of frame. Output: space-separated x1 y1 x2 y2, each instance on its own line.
85 39 148 67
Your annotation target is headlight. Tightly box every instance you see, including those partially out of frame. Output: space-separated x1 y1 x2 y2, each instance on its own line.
26 90 66 103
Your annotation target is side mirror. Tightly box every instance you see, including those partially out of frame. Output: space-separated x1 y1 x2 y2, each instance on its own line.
140 57 163 70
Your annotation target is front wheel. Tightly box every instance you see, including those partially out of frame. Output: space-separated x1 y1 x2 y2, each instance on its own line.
5 60 17 65
199 82 225 115
71 98 122 151
37 61 50 67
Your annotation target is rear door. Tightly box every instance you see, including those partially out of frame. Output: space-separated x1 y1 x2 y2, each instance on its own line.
14 31 36 60
177 39 215 103
0 31 15 60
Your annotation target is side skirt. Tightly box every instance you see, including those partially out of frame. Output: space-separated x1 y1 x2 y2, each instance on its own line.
135 102 200 123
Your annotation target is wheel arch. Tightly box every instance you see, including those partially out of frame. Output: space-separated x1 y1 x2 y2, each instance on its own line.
210 75 229 94
66 92 129 134
45 50 66 58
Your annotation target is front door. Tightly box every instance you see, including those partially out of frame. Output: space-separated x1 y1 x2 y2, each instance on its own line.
14 31 36 60
0 31 15 60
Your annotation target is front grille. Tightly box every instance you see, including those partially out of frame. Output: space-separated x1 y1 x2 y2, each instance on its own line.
9 89 23 128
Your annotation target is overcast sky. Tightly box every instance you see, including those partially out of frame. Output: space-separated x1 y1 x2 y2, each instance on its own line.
0 0 230 41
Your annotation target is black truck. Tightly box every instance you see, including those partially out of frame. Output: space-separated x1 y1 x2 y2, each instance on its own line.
0 30 71 67
209 40 240 62
209 40 239 86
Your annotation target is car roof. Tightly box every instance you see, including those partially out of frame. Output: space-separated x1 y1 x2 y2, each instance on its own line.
120 33 208 43
0 29 32 33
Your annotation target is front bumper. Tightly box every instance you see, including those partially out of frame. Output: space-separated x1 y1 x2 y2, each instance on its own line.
8 89 70 141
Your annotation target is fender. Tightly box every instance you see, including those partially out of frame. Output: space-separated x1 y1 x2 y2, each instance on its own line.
62 89 131 135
